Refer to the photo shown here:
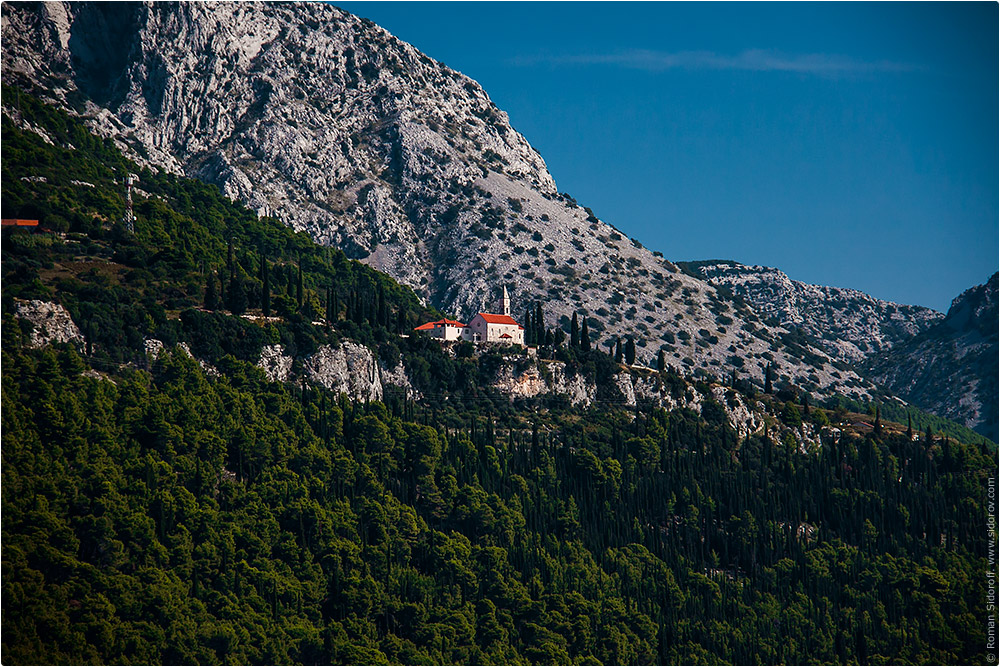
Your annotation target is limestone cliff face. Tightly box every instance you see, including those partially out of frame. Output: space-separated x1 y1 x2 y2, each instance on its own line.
864 273 998 440
488 357 783 444
684 261 999 441
256 340 418 402
683 261 942 365
13 299 83 348
306 342 382 401
2 1 893 401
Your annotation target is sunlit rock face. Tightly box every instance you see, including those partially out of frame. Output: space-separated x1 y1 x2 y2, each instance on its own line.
4 1 906 401
13 299 84 348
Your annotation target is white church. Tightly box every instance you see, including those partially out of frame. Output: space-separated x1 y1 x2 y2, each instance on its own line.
414 287 524 346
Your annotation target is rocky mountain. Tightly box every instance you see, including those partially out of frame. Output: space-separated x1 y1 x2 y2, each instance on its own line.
680 260 943 366
864 273 998 441
683 261 996 440
1 1 906 401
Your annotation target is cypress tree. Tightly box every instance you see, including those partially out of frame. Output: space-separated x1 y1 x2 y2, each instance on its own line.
296 262 304 309
657 349 666 372
227 274 247 316
204 271 219 311
580 317 591 352
524 306 534 345
571 312 580 348
764 362 774 394
376 285 386 327
286 265 296 298
624 338 636 366
261 256 271 317
614 337 623 364
535 302 544 345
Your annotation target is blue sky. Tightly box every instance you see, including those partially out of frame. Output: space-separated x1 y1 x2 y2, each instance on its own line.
337 2 998 312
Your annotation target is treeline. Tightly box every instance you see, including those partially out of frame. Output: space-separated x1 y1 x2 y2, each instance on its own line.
2 342 993 664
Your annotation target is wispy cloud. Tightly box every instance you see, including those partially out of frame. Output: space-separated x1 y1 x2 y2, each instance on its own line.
510 49 917 75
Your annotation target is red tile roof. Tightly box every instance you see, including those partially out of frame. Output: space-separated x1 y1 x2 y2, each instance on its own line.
499 333 512 339
476 313 523 327
414 318 466 331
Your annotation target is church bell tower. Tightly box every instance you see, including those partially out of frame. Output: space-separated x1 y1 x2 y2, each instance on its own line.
498 286 511 316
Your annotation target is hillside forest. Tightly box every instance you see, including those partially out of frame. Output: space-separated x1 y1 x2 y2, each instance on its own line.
2 85 996 665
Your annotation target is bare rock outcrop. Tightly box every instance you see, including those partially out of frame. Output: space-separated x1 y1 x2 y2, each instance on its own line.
379 359 420 400
13 299 83 349
685 260 942 365
305 341 381 402
258 344 294 383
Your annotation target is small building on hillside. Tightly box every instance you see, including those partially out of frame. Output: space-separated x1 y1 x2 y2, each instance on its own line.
465 287 524 345
412 318 467 341
413 287 524 346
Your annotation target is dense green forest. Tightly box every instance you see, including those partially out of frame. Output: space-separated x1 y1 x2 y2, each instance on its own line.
2 87 996 665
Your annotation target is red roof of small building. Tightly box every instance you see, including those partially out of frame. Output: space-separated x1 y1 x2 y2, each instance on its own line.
414 318 466 331
1 219 39 227
476 313 523 328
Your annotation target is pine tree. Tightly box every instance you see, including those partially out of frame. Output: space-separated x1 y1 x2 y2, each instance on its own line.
624 338 636 366
580 317 591 352
571 312 580 348
554 328 566 348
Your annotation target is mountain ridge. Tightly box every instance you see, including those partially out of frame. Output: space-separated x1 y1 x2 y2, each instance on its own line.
0 0 957 406
864 272 998 440
679 259 943 365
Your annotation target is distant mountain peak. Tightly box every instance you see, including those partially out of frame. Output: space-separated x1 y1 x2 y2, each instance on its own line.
680 260 942 365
